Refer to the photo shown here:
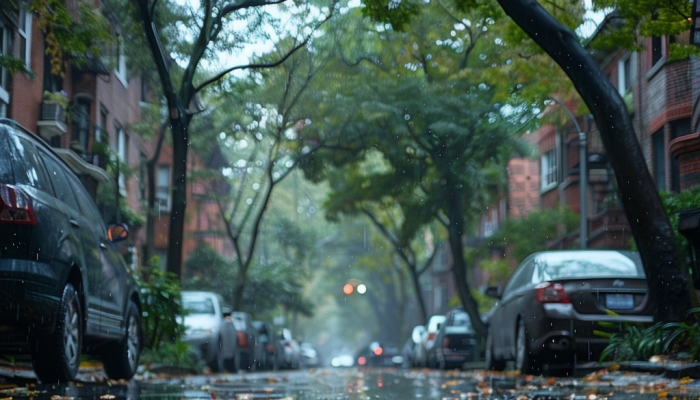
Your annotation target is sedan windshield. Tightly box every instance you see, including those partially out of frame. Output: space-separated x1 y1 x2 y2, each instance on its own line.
532 251 644 283
183 298 215 315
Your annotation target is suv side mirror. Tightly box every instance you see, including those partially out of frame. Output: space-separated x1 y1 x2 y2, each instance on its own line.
485 286 502 299
108 223 129 242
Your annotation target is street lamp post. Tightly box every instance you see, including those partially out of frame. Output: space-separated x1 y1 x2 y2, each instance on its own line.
551 98 587 249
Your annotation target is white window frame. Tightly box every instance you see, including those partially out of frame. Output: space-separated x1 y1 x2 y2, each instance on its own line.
156 165 171 211
18 3 32 69
116 127 128 195
617 52 637 95
541 148 558 191
114 39 128 87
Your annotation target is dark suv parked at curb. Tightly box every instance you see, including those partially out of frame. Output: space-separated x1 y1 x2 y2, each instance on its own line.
0 119 142 383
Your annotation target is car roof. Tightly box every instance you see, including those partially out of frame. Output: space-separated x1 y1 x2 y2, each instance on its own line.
181 291 219 299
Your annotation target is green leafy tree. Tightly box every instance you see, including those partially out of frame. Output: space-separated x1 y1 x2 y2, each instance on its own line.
122 0 335 280
358 0 697 322
208 39 338 310
306 72 527 336
300 1 542 336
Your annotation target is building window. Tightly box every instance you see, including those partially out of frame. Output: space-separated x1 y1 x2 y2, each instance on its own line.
98 107 108 142
116 126 128 195
651 36 663 66
0 22 10 117
157 165 170 211
114 38 127 87
618 52 636 95
18 3 32 68
652 129 666 191
541 148 558 191
72 98 91 154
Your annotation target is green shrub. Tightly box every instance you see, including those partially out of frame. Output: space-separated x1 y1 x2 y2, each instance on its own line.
600 308 700 362
136 258 185 350
139 340 201 373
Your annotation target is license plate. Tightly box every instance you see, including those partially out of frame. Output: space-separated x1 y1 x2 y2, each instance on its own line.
606 294 634 310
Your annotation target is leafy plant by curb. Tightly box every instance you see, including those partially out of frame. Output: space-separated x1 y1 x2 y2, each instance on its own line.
136 258 202 372
599 309 700 363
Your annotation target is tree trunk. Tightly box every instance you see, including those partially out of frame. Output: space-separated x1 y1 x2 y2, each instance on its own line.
445 181 487 337
233 275 246 312
165 115 190 279
496 0 695 321
410 267 428 324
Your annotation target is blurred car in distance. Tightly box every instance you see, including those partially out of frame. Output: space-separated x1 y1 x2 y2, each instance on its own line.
231 311 263 371
414 314 446 367
253 320 280 370
356 342 403 367
432 308 479 370
0 119 142 383
181 291 237 372
299 342 321 368
331 352 355 368
485 250 653 376
277 328 301 369
404 325 425 367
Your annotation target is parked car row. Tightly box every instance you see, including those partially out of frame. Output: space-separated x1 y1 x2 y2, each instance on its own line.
402 250 653 376
405 309 479 371
180 290 306 372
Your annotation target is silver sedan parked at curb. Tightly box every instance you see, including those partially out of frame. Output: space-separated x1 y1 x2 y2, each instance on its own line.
181 291 237 372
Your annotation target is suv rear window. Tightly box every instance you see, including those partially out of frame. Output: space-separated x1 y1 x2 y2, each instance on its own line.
14 137 52 193
0 130 14 184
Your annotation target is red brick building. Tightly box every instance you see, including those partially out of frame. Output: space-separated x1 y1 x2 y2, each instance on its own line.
2 2 231 274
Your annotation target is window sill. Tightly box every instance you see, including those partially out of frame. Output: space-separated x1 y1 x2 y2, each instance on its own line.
540 182 558 194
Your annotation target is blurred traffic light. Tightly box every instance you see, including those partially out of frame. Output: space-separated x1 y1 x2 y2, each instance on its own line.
343 283 354 295
343 279 366 295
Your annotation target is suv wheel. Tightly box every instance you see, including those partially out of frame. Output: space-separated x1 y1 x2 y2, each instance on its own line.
102 300 142 380
32 284 82 383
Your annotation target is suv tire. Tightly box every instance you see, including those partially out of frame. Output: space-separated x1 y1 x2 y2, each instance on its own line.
32 284 82 383
102 300 141 380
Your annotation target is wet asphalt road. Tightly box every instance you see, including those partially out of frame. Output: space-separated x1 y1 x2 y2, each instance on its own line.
1 366 700 400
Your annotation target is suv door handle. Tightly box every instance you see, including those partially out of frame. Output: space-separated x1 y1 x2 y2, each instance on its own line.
70 219 79 228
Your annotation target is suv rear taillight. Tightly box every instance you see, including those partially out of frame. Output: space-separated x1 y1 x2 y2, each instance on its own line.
536 282 571 303
237 331 249 347
443 337 450 349
0 184 36 225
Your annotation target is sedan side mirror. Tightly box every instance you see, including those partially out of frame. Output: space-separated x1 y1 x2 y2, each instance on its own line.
108 223 129 242
485 286 502 299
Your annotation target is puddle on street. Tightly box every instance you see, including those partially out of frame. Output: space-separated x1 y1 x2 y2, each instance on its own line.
1 368 700 400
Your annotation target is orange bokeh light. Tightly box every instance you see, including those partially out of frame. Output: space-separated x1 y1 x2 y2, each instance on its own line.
343 283 354 295
373 347 383 356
